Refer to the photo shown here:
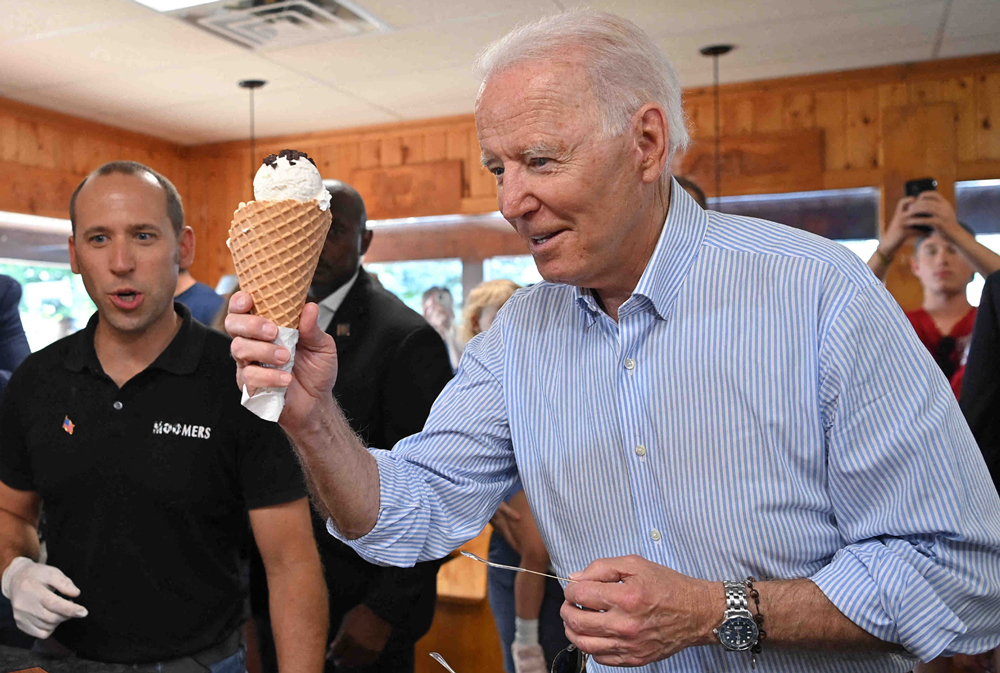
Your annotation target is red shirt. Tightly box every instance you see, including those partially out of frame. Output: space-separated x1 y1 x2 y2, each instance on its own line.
905 307 977 399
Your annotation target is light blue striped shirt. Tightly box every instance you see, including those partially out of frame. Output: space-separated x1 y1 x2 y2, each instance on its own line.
333 181 1000 671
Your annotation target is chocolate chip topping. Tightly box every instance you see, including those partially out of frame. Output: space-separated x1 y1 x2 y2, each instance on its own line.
262 149 317 169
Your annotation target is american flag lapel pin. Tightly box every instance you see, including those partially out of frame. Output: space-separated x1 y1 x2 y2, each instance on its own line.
62 416 75 435
336 323 350 337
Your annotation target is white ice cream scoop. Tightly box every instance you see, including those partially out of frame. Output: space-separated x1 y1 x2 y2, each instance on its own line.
253 149 331 210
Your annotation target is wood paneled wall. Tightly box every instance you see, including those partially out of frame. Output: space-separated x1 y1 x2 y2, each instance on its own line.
182 115 501 284
0 98 186 222
179 53 1000 301
5 54 1000 303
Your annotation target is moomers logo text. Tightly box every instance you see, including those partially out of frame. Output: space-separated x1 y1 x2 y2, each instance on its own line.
152 421 212 439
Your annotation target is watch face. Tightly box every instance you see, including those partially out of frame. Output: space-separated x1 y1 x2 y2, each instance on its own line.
718 616 758 651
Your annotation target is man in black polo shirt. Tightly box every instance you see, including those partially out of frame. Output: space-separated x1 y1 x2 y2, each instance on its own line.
0 161 327 671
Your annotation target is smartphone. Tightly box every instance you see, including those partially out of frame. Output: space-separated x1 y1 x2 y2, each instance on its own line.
905 177 937 197
904 177 937 232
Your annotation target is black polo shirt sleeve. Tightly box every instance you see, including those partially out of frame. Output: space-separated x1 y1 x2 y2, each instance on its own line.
231 405 305 510
0 357 39 492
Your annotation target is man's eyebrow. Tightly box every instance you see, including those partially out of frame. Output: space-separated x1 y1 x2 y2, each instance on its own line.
521 143 563 158
481 144 566 168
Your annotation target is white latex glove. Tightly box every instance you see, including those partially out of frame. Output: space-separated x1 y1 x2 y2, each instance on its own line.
2 557 88 638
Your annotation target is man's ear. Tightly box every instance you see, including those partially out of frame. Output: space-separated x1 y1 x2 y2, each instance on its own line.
178 226 196 270
360 229 373 256
634 103 669 185
68 235 79 274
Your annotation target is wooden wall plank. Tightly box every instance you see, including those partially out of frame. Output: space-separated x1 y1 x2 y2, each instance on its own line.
940 76 977 163
332 142 361 181
381 136 403 167
17 120 57 169
751 94 783 134
878 83 909 108
402 133 425 164
358 138 381 169
815 90 849 171
977 72 1000 160
0 116 16 162
424 131 447 162
782 92 815 129
721 96 753 135
685 97 716 140
846 87 880 169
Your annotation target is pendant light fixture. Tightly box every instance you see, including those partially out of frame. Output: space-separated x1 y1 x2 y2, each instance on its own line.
238 79 267 185
699 44 734 209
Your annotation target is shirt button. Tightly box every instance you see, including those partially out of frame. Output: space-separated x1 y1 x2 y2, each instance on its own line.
624 358 636 370
113 401 123 411
650 529 661 541
635 445 647 456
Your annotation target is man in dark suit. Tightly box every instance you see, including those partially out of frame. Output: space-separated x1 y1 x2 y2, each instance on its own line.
962 269 1000 492
253 181 453 673
0 275 30 403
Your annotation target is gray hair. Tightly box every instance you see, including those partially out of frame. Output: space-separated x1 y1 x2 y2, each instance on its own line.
474 10 690 163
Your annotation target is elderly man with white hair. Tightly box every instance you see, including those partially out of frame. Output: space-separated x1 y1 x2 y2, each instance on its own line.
228 10 1000 673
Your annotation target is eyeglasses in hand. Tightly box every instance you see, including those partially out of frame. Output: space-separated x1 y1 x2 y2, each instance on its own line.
551 644 589 673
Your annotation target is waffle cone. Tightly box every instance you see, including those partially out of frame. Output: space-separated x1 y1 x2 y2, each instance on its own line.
229 199 332 329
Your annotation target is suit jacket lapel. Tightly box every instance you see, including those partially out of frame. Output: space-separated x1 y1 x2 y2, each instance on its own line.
327 270 370 360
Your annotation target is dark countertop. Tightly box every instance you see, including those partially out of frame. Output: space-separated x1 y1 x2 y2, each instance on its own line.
0 645 131 673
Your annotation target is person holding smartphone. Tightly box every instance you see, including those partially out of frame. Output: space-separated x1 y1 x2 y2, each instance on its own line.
867 185 1000 397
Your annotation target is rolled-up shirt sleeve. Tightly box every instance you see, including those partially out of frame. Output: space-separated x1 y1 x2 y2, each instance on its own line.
812 281 1000 661
328 324 519 567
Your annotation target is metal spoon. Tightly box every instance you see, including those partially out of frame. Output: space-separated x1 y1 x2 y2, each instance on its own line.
460 550 577 583
430 652 458 673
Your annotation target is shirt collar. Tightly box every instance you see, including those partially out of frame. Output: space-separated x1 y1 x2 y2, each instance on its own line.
316 268 361 332
65 302 205 376
574 177 708 323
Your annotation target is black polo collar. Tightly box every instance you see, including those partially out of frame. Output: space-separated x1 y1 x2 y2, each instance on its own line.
64 302 206 377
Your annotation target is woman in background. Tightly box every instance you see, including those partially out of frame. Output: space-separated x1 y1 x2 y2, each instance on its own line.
462 279 568 673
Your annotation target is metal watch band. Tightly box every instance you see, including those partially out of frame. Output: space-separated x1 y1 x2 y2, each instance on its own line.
723 580 749 612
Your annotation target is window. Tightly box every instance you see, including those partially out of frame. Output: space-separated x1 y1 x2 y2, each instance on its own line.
957 179 1000 305
365 258 463 315
1 260 95 351
484 255 542 286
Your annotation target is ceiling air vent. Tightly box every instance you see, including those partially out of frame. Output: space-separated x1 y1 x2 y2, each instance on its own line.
172 0 390 51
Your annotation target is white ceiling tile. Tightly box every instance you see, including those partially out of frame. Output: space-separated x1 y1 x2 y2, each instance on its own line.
0 0 151 44
0 0 984 146
937 34 1000 58
122 84 399 144
23 56 314 116
266 9 553 85
339 67 479 118
680 44 935 89
943 1 1000 40
0 14 246 91
349 0 562 30
656 2 944 87
585 0 941 38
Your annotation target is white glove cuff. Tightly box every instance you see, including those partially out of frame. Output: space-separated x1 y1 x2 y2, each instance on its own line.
2 557 33 598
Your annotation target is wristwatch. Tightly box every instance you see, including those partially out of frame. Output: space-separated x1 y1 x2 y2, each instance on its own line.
713 580 759 651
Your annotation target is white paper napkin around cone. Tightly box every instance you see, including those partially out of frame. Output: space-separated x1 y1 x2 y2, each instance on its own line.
241 326 298 422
